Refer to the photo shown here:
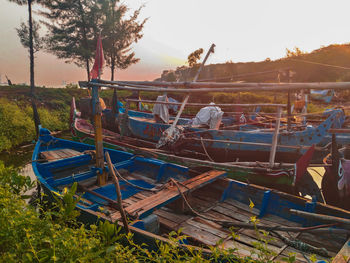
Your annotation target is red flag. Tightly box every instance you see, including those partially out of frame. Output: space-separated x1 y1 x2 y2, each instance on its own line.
90 35 105 80
295 144 315 184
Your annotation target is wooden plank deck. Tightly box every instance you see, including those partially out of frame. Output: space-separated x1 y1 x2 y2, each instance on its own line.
111 170 226 221
40 148 82 162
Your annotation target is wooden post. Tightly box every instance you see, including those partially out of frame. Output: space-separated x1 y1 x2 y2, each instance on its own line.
165 44 216 138
105 151 130 233
287 69 292 131
91 82 108 185
269 107 282 167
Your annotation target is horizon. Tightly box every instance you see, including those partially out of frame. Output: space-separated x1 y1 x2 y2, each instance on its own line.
1 0 350 86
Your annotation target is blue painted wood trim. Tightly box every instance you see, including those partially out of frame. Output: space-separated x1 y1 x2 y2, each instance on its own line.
52 171 96 187
259 190 271 218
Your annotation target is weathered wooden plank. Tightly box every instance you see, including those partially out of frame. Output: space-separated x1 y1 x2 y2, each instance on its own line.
114 170 225 220
223 199 260 216
40 149 82 162
211 204 248 223
299 232 345 254
153 208 191 225
222 239 256 258
179 223 222 246
185 218 230 239
157 216 179 230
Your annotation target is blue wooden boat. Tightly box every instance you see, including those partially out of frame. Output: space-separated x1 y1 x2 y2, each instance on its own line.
124 109 342 163
310 89 334 103
32 127 350 262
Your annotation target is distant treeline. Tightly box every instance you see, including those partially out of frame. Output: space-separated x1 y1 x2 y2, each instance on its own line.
160 44 350 83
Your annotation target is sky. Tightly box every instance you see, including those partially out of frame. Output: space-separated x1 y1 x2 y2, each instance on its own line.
1 0 350 86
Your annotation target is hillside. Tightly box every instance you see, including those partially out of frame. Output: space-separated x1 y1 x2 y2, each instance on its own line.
160 44 350 83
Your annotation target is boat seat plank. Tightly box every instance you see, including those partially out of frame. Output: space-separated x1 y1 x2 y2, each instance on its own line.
41 148 82 162
112 170 225 221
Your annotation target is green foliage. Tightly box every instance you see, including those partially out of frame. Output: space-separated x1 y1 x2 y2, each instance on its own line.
0 97 71 152
0 161 34 195
0 98 36 151
188 48 204 67
16 19 45 53
100 0 146 81
40 0 100 80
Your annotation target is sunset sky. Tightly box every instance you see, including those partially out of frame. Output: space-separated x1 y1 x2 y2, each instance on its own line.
1 0 350 86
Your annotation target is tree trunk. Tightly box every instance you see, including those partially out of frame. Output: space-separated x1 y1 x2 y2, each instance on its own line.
28 0 34 95
78 0 91 81
86 58 90 81
28 0 40 138
111 60 115 81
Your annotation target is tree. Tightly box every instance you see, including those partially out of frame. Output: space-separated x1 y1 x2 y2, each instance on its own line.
187 48 203 67
8 0 41 137
100 0 146 81
40 0 100 80
8 0 37 94
285 47 305 58
16 20 45 53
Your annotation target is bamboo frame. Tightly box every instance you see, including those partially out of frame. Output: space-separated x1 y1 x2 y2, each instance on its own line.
98 79 350 90
125 98 286 108
82 81 350 93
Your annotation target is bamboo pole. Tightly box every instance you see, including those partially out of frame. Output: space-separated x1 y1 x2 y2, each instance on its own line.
91 84 107 186
185 137 315 150
166 44 216 139
98 79 350 90
105 151 130 233
287 69 292 131
269 107 282 167
126 99 286 108
84 81 350 93
289 209 350 228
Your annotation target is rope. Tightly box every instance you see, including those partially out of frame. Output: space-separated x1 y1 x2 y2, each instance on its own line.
270 230 330 258
200 137 214 162
290 58 350 70
111 165 159 192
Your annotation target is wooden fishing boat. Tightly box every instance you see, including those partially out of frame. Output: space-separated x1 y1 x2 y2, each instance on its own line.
124 107 342 163
71 97 318 195
32 128 350 262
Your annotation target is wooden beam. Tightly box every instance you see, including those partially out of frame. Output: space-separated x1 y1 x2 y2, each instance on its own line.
98 79 350 90
126 99 286 108
86 81 350 93
269 107 282 167
166 44 215 139
289 209 350 227
112 170 226 221
105 151 130 233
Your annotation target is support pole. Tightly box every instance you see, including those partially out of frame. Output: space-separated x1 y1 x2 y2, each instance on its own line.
165 44 215 139
91 81 107 185
105 151 130 233
287 69 292 131
269 107 282 167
